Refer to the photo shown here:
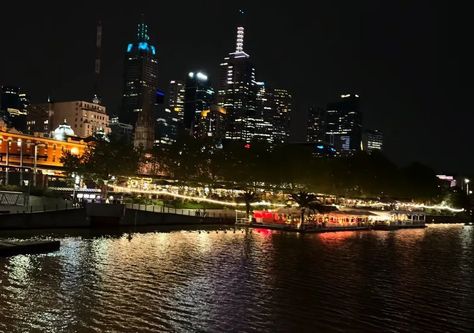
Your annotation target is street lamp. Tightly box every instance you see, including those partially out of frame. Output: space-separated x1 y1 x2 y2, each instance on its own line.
33 143 46 187
5 139 11 186
465 178 470 195
72 173 80 206
33 144 38 187
17 139 23 186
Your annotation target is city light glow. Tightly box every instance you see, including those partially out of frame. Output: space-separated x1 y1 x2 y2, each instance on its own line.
110 185 285 208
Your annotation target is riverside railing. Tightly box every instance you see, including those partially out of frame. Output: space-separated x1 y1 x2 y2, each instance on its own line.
124 203 235 219
0 202 80 214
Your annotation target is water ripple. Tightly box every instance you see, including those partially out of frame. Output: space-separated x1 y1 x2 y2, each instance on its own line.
1 226 473 332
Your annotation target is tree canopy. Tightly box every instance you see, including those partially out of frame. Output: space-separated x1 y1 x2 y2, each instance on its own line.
60 137 141 185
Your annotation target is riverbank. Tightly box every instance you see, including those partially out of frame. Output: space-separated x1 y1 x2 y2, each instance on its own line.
0 205 234 230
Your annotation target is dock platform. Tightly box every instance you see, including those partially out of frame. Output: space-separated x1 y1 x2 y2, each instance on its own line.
0 240 60 257
238 223 371 233
237 222 427 233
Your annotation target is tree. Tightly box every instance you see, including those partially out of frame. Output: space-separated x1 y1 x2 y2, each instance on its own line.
237 190 259 221
61 150 86 181
60 137 140 190
290 191 317 226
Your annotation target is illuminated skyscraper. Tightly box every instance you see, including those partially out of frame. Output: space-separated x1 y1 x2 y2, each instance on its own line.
271 88 292 144
325 94 362 155
0 86 29 132
168 80 185 122
218 25 259 142
183 72 215 137
155 81 185 145
307 106 325 143
121 17 158 149
363 129 383 154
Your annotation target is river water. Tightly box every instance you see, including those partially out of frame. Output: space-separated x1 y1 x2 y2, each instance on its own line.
1 225 473 332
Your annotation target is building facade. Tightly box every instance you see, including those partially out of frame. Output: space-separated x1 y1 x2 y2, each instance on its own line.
0 129 88 186
167 80 185 122
325 94 362 155
109 116 134 142
218 26 260 143
362 129 383 154
52 101 110 138
121 18 158 150
183 72 215 137
26 103 54 136
271 88 292 144
198 105 227 141
156 80 185 145
0 86 29 132
27 101 110 139
121 19 158 125
306 106 325 143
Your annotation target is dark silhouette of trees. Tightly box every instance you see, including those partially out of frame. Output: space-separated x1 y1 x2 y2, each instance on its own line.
237 190 259 220
127 134 443 202
60 137 140 186
290 191 317 225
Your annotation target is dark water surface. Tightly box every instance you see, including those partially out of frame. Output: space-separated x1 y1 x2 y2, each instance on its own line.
1 225 473 332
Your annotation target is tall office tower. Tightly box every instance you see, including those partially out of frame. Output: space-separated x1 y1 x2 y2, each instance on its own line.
271 88 292 145
157 80 185 145
121 17 158 149
198 105 227 141
247 81 273 144
363 129 383 154
167 80 185 123
325 94 362 155
307 106 325 143
218 25 259 142
183 72 215 137
0 86 29 132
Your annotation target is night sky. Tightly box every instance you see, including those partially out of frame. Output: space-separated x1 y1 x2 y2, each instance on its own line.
0 1 466 173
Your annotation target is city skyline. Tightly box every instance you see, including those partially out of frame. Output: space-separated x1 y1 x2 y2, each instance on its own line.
0 1 464 173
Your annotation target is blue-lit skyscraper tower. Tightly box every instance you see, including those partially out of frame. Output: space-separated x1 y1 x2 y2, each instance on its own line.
121 17 158 149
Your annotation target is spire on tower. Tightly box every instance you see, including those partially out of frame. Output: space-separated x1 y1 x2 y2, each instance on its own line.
93 20 102 104
235 9 247 53
137 14 150 42
235 27 245 53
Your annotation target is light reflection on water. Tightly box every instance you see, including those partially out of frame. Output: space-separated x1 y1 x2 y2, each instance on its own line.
1 226 473 332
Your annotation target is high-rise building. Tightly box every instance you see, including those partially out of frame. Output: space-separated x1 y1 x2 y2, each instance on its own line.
26 102 54 135
168 80 185 119
253 82 274 143
52 101 110 139
218 26 259 142
271 88 292 144
199 105 227 141
307 106 325 143
121 17 158 150
157 80 185 145
325 94 362 155
363 129 383 154
26 101 110 139
183 72 215 137
0 86 29 132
